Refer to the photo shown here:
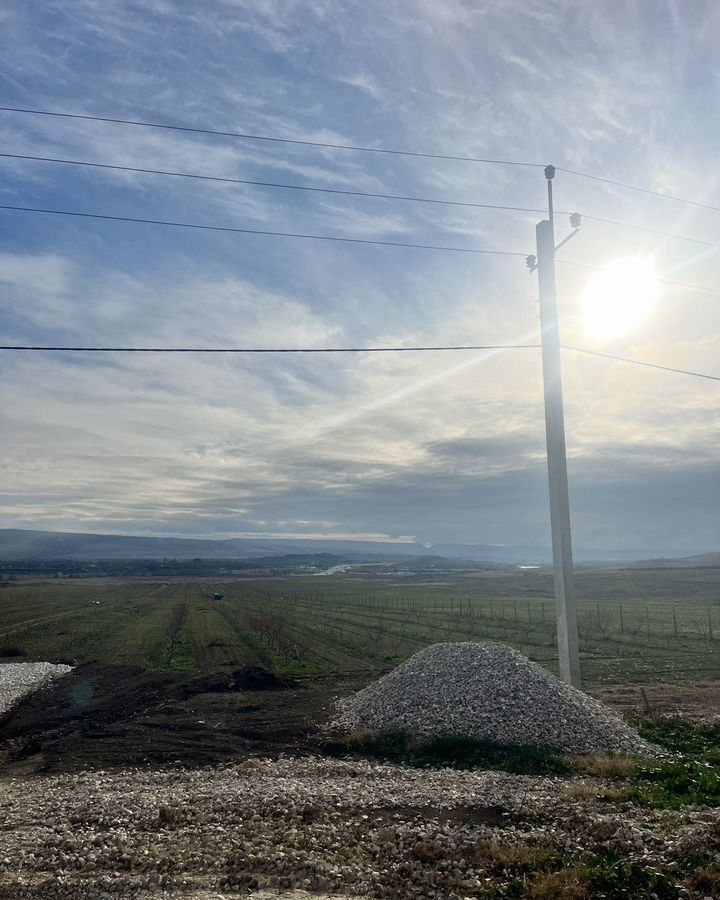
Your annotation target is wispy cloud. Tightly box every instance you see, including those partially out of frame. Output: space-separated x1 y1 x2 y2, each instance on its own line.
0 0 718 549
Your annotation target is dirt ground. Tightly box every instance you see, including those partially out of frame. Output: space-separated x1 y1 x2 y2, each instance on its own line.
0 663 368 775
590 678 720 720
1 662 719 776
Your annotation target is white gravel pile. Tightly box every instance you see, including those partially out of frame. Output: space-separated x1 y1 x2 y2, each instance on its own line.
0 661 72 717
334 642 656 755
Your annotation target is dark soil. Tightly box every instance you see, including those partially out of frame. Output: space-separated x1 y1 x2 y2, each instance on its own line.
371 804 515 827
0 664 363 775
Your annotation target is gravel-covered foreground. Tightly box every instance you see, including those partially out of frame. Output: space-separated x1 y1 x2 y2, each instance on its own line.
0 662 72 717
1 756 718 899
334 643 657 755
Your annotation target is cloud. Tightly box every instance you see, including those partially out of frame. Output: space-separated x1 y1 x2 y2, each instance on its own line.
0 0 718 551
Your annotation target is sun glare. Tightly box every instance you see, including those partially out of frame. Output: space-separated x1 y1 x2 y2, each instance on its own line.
582 257 661 339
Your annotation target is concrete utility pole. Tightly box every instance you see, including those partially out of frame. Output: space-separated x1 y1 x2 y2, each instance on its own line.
534 165 581 688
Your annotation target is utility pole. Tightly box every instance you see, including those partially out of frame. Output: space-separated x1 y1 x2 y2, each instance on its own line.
531 165 582 688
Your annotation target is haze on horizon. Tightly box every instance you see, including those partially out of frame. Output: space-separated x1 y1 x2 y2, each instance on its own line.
0 1 718 553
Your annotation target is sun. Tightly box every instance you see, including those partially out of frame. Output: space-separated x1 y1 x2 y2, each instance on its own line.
582 257 661 339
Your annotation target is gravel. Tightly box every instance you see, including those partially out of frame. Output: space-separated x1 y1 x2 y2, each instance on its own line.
333 642 657 755
1 756 716 899
0 661 73 717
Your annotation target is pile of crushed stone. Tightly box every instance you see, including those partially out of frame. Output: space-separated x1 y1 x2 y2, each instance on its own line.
0 661 73 717
333 642 657 756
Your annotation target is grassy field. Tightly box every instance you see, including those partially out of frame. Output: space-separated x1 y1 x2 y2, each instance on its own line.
1 568 720 683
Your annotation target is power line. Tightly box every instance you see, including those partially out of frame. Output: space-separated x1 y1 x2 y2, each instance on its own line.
3 106 718 215
563 346 720 383
0 106 543 169
0 343 540 353
5 152 720 253
577 212 720 252
557 258 720 296
0 204 528 256
557 165 720 215
3 342 719 382
0 152 547 215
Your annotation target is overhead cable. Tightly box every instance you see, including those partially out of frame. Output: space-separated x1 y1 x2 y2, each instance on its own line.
562 346 720 383
577 213 720 251
0 152 547 214
0 343 541 353
0 204 527 256
2 202 715 289
4 152 720 252
557 259 720 296
0 106 543 168
3 342 719 382
2 106 719 213
557 166 720 215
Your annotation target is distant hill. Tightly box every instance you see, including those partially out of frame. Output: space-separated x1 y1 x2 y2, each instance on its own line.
0 528 546 562
0 529 532 563
0 528 713 565
621 552 720 569
0 528 432 561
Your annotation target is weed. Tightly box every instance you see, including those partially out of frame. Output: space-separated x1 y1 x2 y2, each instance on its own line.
623 716 720 808
468 839 558 873
567 753 636 778
635 715 720 761
463 846 680 899
584 852 678 899
563 782 600 801
341 730 573 775
623 756 720 808
686 861 720 894
526 866 591 899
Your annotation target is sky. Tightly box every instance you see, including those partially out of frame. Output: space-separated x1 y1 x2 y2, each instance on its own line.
0 0 718 552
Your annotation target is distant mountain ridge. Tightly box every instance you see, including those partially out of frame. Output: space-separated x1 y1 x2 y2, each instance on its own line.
0 528 714 565
621 552 720 569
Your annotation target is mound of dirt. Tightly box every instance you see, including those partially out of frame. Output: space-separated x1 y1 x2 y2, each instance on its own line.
333 642 657 756
232 665 293 691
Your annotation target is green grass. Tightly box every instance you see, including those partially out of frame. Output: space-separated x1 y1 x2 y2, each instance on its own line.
622 716 720 808
523 853 677 900
450 842 681 899
635 715 720 758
